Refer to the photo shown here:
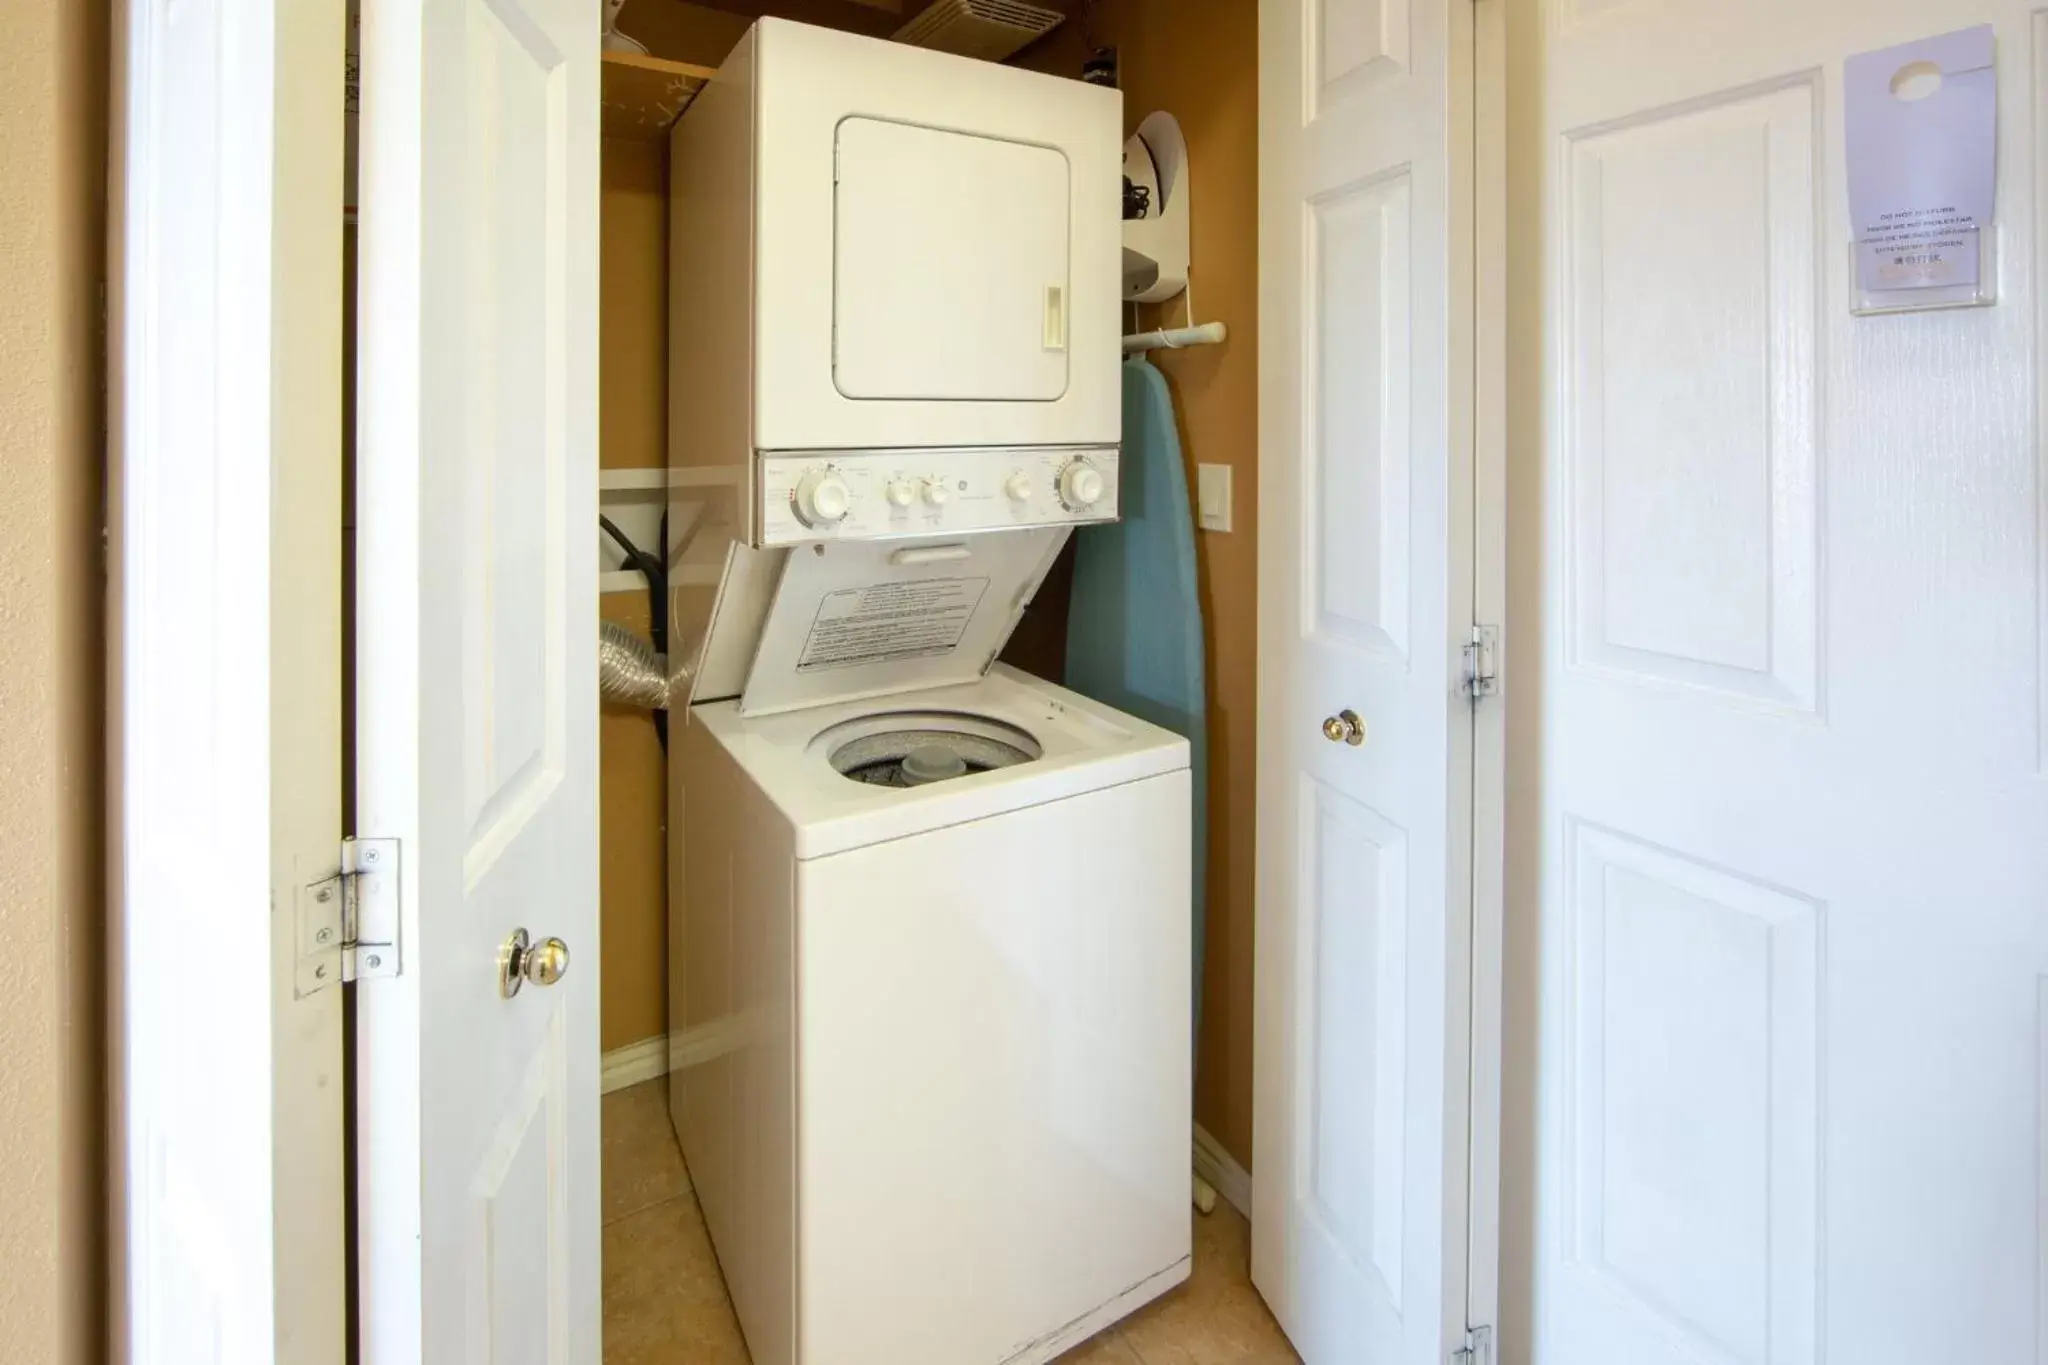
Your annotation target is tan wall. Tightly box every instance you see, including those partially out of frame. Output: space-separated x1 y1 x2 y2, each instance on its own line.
599 135 675 1052
0 2 109 1363
597 6 754 1059
1020 0 1261 1168
593 9 761 1059
599 587 671 1051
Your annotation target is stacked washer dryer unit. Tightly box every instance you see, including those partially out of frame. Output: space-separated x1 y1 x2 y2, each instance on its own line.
663 19 1194 1365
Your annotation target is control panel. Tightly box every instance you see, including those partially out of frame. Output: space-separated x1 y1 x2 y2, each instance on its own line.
758 446 1120 546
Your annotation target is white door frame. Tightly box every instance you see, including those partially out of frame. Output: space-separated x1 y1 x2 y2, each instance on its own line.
109 0 348 1360
1466 0 1509 1343
106 0 1506 1354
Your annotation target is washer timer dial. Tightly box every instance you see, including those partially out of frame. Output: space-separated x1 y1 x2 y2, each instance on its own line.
1057 457 1105 511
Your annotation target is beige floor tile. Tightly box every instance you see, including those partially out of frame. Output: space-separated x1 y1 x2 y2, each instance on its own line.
603 1077 692 1225
1057 1326 1145 1362
1116 1207 1301 1364
603 1193 751 1365
599 1115 1295 1365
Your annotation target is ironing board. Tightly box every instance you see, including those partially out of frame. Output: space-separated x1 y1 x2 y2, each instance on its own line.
1064 356 1209 1048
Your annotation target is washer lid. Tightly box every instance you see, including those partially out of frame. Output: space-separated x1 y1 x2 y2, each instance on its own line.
693 526 1070 717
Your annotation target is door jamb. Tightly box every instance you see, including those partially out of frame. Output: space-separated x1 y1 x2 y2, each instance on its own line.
1463 0 1510 1346
109 0 350 1359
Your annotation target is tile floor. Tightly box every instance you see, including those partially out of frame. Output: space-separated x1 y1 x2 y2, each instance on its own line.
602 1078 1301 1364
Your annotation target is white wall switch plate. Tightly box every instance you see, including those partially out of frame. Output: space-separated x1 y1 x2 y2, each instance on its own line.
1197 463 1232 532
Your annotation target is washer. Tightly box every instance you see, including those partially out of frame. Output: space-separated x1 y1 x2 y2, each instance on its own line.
670 534 1193 1365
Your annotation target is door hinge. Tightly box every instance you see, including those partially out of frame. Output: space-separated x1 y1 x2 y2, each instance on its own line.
1452 1325 1494 1365
1461 624 1501 699
294 837 402 996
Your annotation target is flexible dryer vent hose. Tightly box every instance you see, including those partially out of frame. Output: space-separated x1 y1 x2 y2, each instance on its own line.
599 618 672 711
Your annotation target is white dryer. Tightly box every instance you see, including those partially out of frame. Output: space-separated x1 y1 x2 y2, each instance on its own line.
666 16 1124 537
670 530 1193 1365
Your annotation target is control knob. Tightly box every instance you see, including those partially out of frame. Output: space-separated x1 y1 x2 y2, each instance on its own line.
1057 458 1105 510
885 478 917 509
1004 472 1034 504
793 468 851 527
921 478 951 508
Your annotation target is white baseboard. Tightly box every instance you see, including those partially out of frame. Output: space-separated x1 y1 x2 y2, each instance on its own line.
602 1018 749 1095
601 1035 669 1094
1193 1124 1252 1217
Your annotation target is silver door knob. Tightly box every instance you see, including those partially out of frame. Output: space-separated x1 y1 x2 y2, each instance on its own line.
1321 710 1367 746
499 927 572 998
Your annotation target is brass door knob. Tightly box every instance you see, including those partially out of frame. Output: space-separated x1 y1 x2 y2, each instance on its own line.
1321 710 1367 746
499 928 572 998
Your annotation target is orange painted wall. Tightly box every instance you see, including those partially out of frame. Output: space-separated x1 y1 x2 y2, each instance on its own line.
598 134 674 1052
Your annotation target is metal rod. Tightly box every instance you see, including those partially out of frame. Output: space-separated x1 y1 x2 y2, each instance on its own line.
1120 320 1227 354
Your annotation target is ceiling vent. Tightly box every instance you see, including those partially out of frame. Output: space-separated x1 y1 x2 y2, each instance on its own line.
892 0 1065 64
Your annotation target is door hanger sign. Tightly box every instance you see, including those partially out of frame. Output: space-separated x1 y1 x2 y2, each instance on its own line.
1844 25 1997 314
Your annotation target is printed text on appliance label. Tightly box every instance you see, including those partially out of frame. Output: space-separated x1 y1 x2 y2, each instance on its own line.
796 577 991 672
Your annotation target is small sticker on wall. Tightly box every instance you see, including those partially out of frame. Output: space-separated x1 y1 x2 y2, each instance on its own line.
1844 25 1996 313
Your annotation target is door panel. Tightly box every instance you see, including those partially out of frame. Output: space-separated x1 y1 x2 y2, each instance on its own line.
1561 822 1819 1365
1316 0 1410 92
471 1023 572 1363
1300 776 1409 1305
1309 173 1412 659
1535 4 2048 1364
355 0 600 1360
1256 0 1479 1361
1563 80 1819 711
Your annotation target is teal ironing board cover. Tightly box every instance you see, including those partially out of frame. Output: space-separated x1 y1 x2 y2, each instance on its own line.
1064 356 1209 1048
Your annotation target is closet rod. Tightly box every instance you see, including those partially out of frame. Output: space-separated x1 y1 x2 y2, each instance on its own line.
1121 320 1227 354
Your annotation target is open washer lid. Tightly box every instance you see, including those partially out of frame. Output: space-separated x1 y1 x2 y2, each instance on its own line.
688 526 1070 717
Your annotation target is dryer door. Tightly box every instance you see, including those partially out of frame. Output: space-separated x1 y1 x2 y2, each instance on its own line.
832 118 1070 403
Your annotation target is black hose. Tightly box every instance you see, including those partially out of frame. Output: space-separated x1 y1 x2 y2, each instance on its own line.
600 512 668 749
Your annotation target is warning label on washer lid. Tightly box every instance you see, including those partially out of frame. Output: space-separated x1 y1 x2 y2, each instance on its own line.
795 577 992 672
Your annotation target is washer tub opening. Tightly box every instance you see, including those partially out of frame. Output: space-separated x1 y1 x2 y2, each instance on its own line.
816 710 1043 788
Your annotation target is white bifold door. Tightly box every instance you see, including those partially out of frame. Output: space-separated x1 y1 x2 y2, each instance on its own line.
1533 2 2048 1363
354 0 603 1360
1255 0 1495 1362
